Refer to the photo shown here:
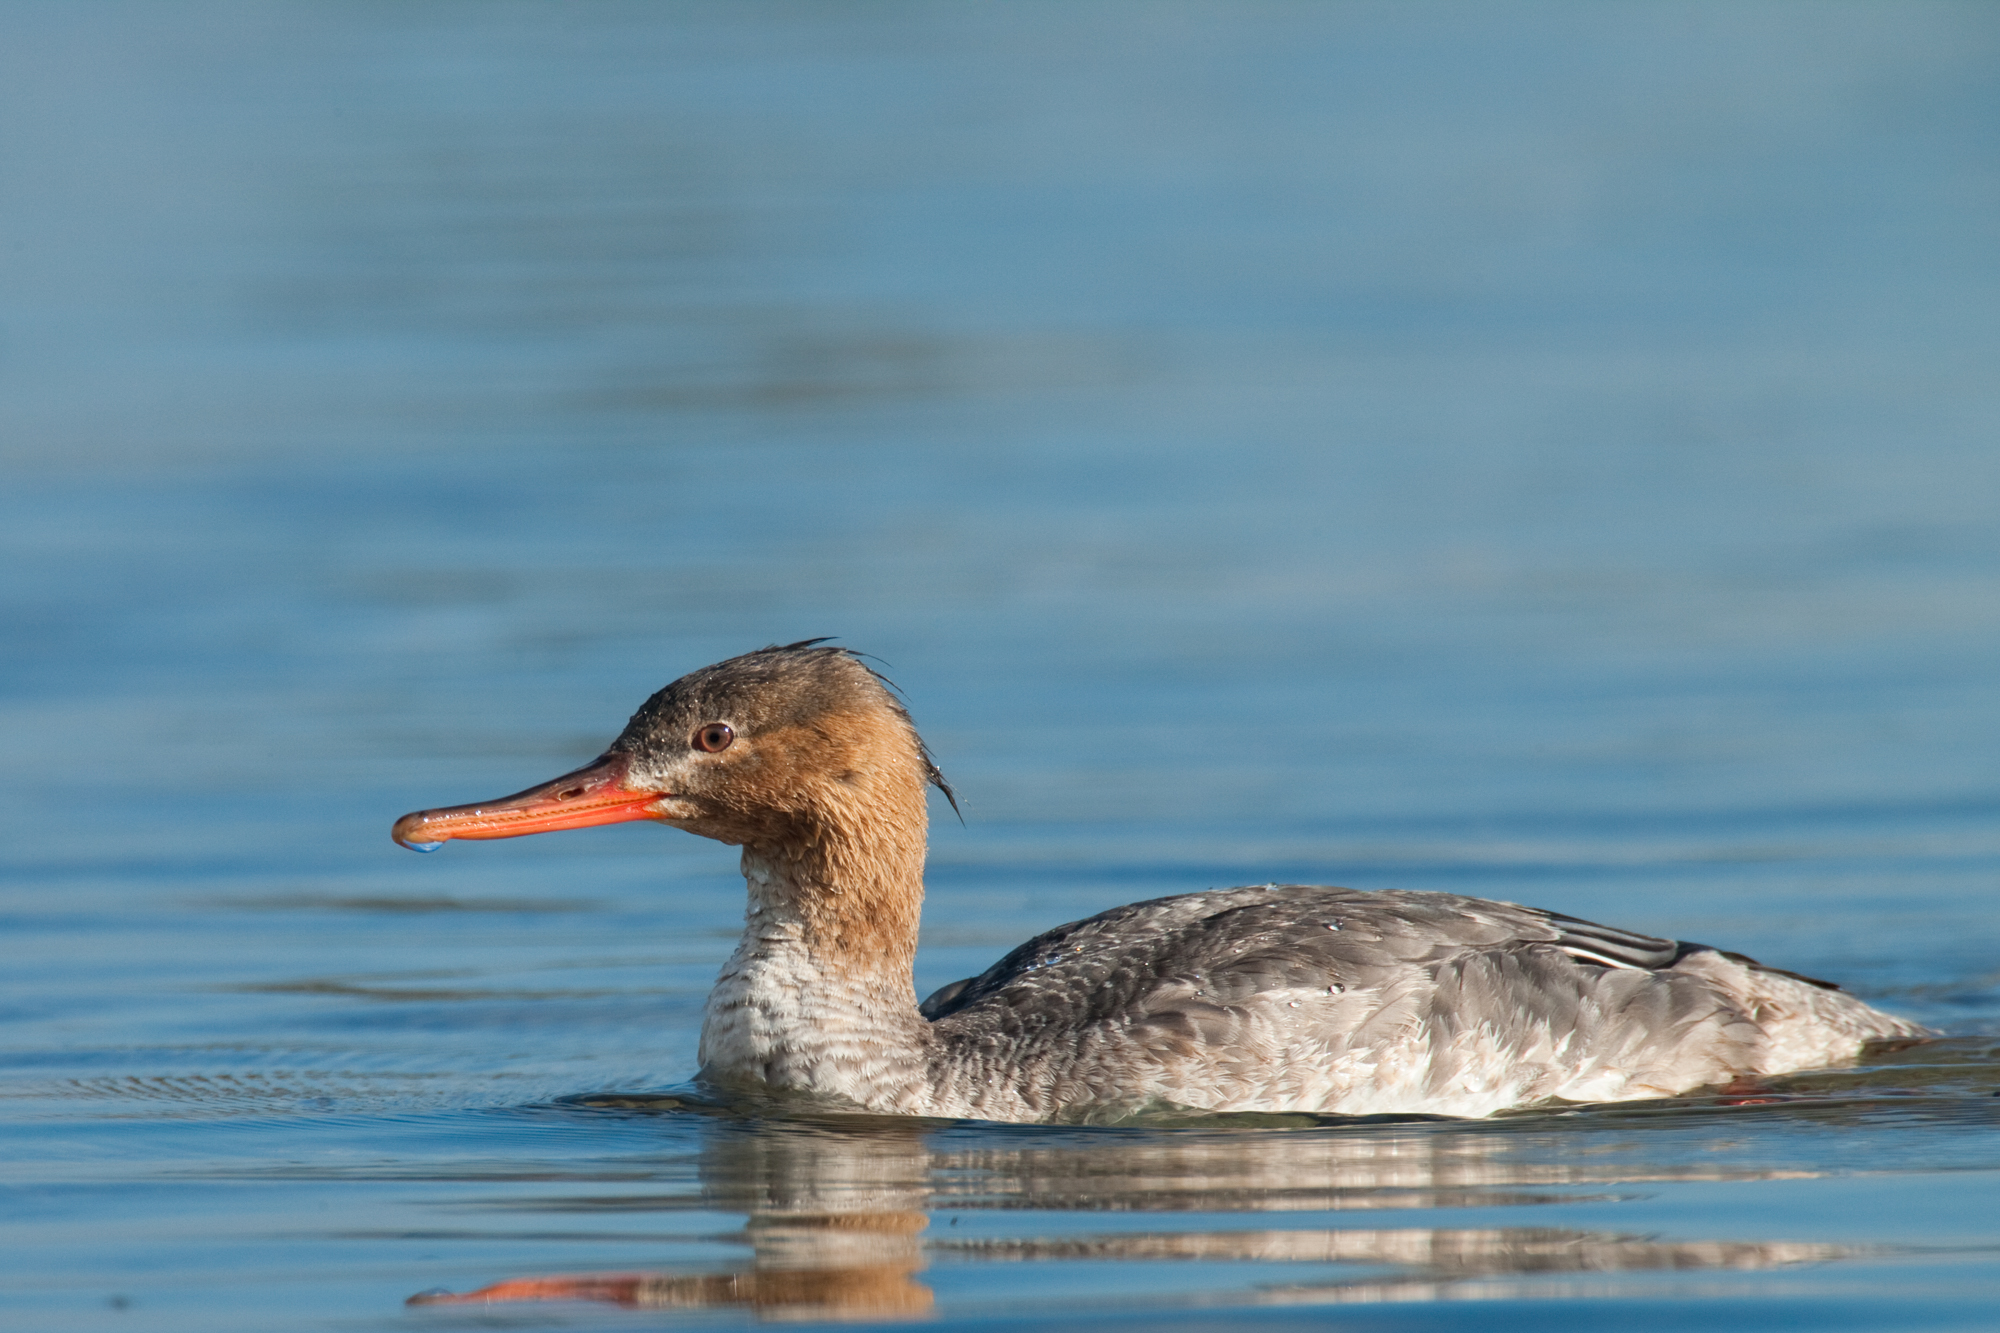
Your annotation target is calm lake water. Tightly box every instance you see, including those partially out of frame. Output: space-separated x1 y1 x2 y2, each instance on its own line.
5 3 2000 1329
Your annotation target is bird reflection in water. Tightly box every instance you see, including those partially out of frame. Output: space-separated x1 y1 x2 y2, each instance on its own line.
409 1104 1851 1319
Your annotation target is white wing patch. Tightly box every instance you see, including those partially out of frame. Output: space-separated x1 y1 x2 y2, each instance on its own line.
1555 944 1647 971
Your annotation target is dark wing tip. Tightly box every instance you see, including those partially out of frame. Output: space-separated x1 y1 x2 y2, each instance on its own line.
919 976 975 1020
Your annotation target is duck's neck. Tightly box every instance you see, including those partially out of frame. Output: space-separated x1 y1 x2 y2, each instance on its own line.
697 816 935 1112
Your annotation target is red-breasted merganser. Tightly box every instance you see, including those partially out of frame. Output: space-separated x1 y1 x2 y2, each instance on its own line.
391 641 1924 1121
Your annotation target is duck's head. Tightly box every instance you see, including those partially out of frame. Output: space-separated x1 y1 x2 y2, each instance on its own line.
391 641 954 858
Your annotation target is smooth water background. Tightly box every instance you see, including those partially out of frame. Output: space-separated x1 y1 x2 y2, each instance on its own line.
5 3 2000 1329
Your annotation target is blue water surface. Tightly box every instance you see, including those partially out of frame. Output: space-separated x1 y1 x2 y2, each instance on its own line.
3 3 1999 1329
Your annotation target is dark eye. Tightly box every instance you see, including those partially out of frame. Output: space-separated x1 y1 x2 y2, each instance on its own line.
694 722 735 753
